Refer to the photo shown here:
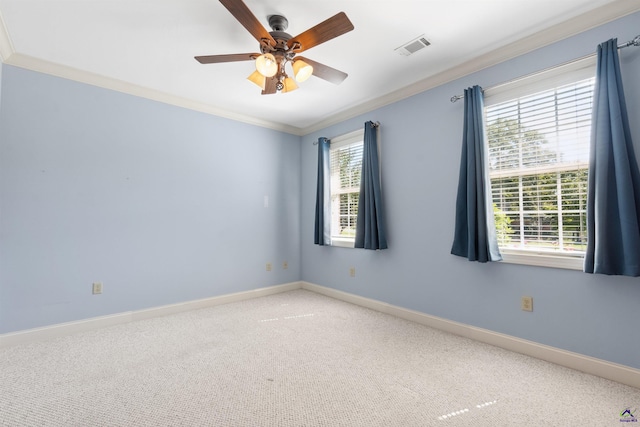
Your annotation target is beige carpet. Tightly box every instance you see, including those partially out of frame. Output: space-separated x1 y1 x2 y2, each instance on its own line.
1 289 638 426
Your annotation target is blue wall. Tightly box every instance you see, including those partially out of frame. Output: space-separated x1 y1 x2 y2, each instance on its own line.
1 11 639 371
0 66 301 333
0 62 3 328
300 11 640 370
0 62 3 108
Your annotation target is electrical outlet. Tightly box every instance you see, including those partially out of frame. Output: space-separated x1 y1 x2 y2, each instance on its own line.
349 267 356 277
521 296 533 312
266 263 272 272
282 261 288 270
92 282 103 295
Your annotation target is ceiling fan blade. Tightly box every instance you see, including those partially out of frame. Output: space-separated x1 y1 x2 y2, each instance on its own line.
195 53 257 64
297 57 348 84
262 76 278 95
219 0 276 46
288 12 354 53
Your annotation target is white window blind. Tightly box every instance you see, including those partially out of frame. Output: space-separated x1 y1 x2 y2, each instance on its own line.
485 76 594 265
329 131 364 247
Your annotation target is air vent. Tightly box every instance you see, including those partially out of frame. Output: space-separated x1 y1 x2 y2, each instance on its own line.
395 35 431 56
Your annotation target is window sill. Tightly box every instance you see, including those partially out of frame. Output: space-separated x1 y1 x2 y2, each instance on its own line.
331 238 355 248
499 250 584 271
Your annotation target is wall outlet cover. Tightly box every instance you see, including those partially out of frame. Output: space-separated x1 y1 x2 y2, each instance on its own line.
92 282 103 295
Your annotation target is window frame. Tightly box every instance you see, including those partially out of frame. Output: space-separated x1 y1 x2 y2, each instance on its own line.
483 56 596 270
328 129 365 248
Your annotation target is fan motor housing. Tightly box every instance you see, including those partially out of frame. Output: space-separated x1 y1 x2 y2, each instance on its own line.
264 14 293 55
269 31 292 43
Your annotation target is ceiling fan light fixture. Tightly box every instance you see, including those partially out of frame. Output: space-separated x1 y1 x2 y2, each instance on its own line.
293 60 313 82
247 70 266 89
255 53 278 77
281 76 298 93
194 1 354 94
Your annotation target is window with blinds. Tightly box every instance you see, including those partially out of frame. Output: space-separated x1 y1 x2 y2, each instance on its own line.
485 76 594 264
329 130 364 247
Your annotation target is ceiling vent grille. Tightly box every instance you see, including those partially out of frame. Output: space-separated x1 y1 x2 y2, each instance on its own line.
395 35 431 56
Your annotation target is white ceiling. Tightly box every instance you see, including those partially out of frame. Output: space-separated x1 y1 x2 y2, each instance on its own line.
0 0 638 135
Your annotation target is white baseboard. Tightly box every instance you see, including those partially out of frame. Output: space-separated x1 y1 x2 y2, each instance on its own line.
0 281 301 348
301 281 640 390
2 280 638 390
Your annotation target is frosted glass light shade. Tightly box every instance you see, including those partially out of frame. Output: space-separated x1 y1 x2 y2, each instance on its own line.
255 53 277 77
247 70 266 89
293 60 313 82
282 76 298 93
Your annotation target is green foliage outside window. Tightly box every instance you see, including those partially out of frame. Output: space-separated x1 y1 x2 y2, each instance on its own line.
332 144 362 238
487 119 588 253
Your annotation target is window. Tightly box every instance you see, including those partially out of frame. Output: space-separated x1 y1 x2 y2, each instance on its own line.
484 59 595 269
329 130 364 248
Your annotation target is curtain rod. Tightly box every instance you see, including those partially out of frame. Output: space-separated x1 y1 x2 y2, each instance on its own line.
313 121 380 144
450 35 640 103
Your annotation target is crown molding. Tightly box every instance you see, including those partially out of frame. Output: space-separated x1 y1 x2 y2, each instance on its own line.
3 53 304 135
300 0 640 135
2 0 639 136
0 9 15 61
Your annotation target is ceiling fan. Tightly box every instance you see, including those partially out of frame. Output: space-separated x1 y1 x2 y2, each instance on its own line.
195 0 354 94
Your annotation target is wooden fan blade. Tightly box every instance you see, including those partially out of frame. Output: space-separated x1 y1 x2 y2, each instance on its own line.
195 53 257 64
219 0 275 46
297 57 348 84
262 76 278 95
288 12 354 53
